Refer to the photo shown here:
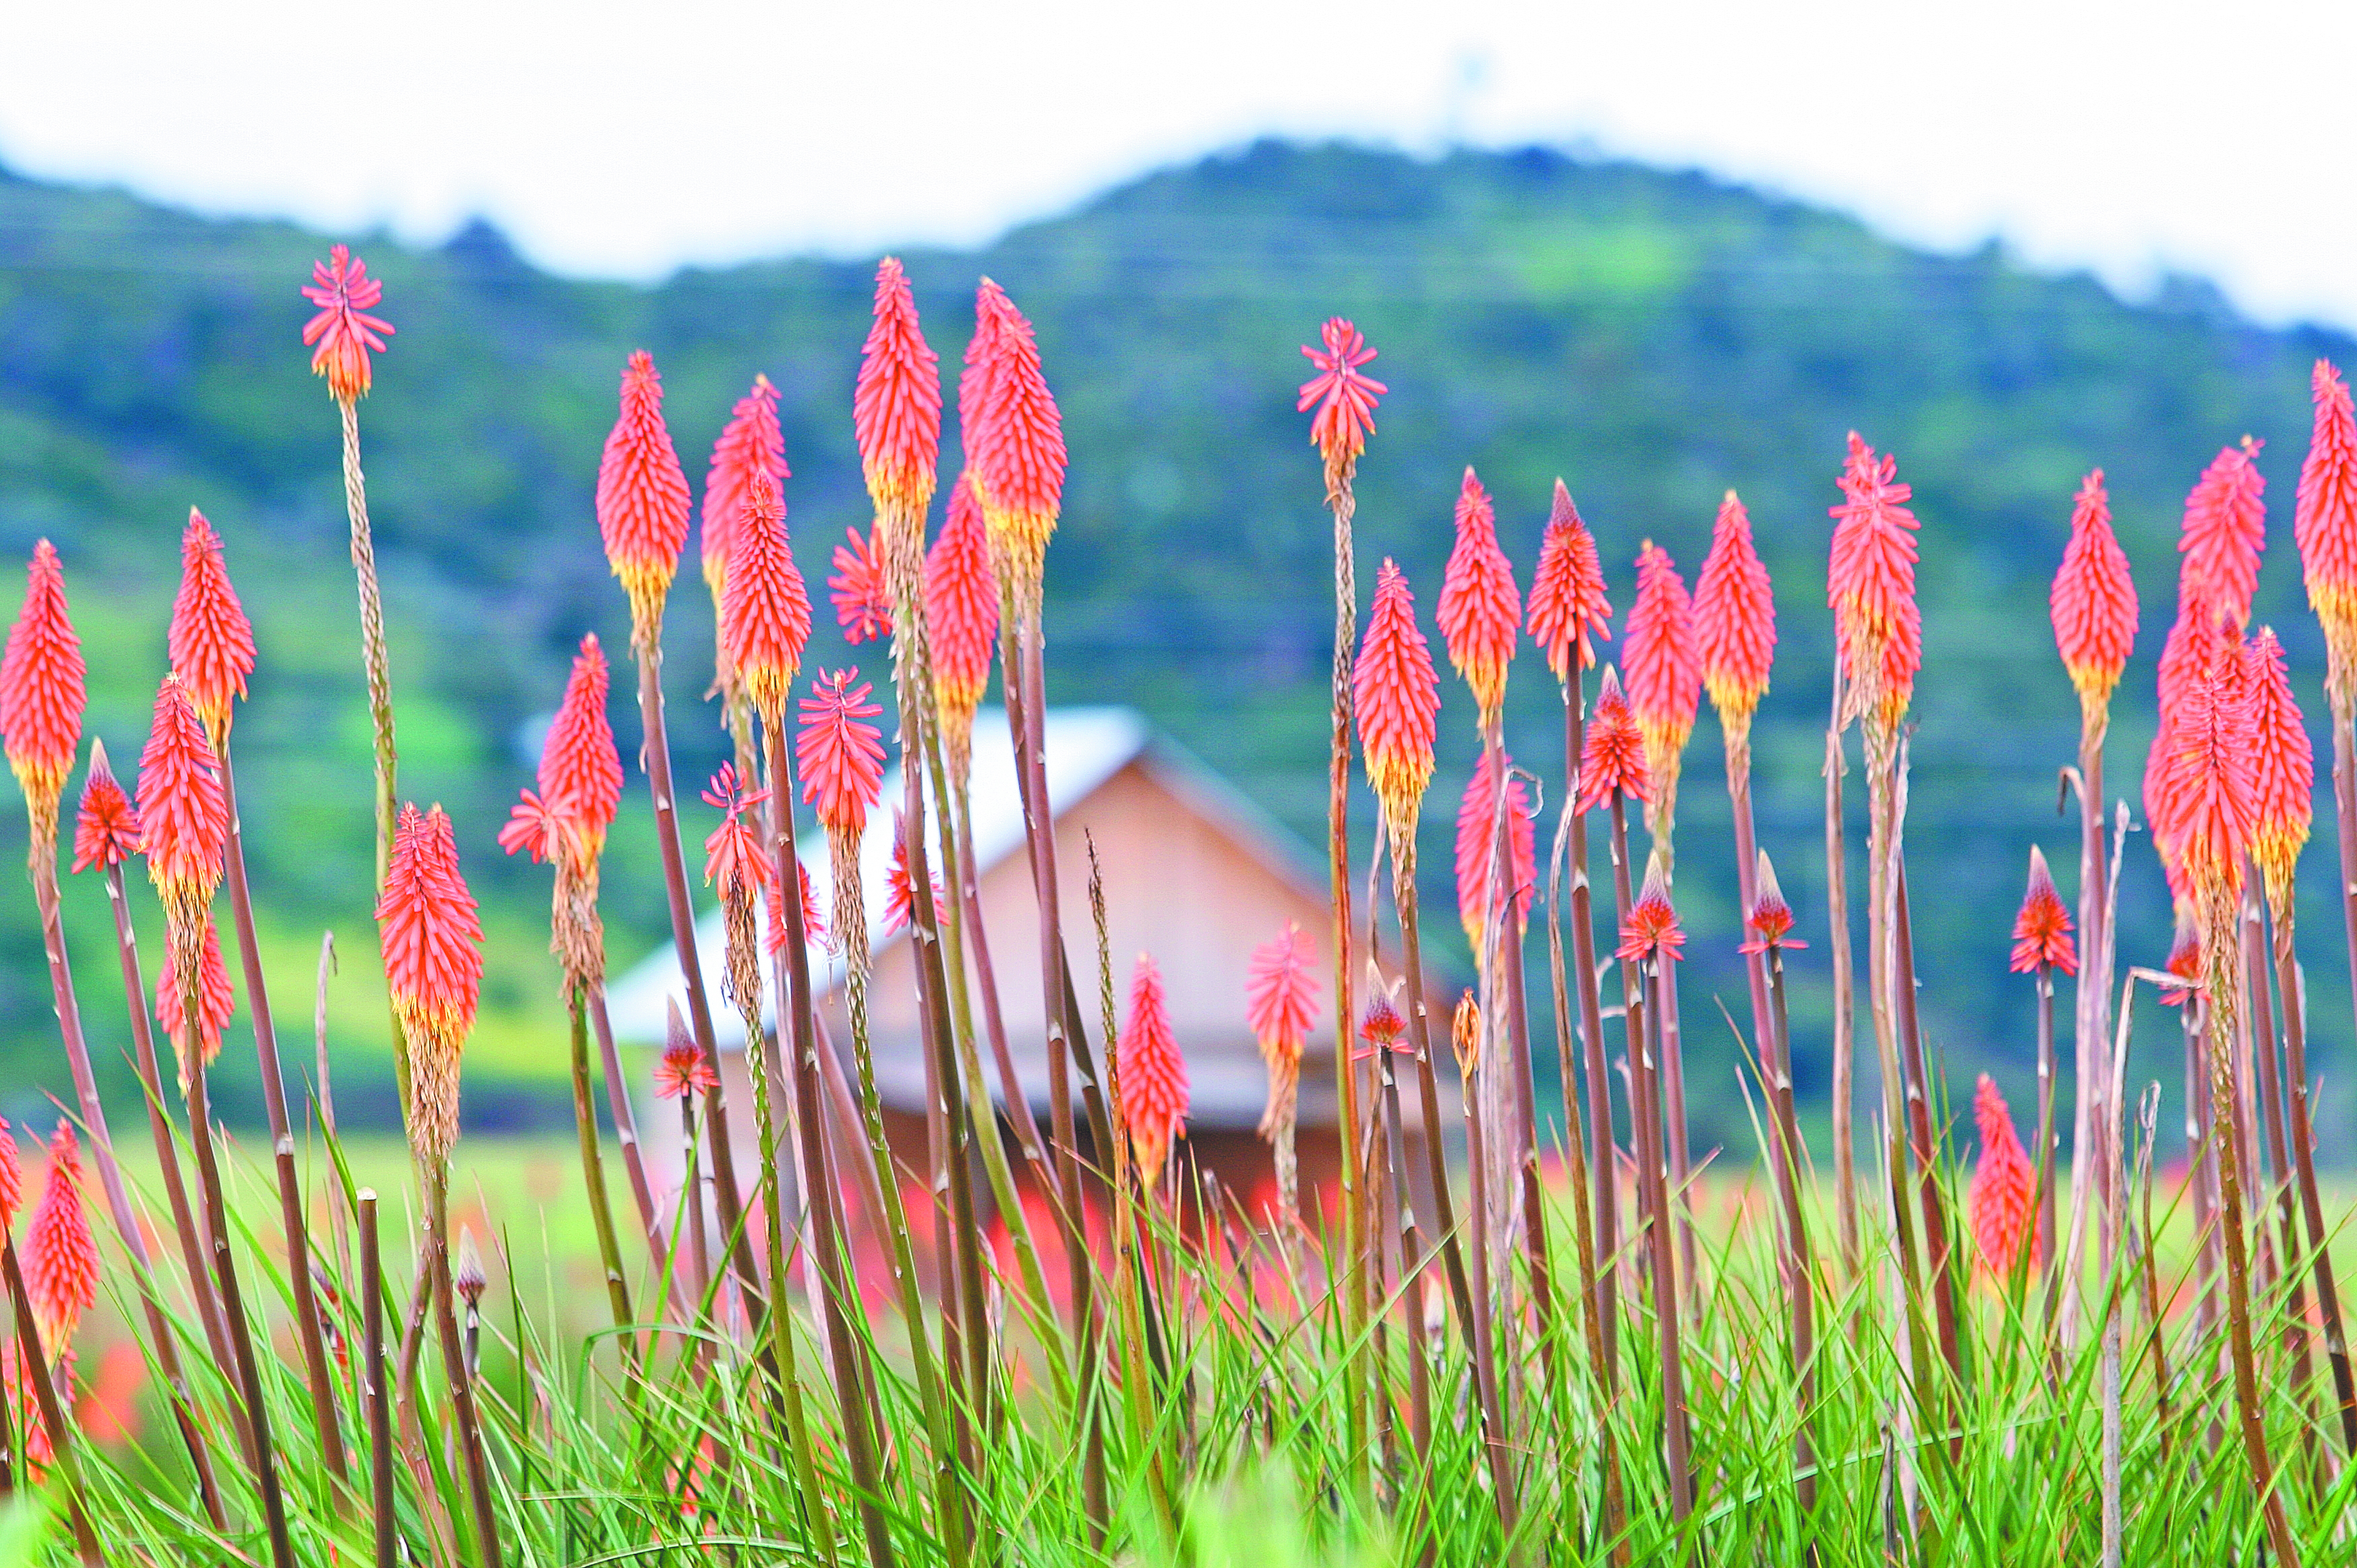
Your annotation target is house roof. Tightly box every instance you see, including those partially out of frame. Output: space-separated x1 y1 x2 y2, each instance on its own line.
604 705 1155 1048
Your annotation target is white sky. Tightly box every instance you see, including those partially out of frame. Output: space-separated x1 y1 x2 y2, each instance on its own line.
7 0 2354 329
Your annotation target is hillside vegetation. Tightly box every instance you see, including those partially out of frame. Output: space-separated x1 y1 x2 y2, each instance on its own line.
0 139 2348 1151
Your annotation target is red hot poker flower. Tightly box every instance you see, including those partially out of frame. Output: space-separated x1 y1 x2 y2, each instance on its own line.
1353 560 1441 832
854 257 943 523
136 674 230 924
1120 953 1190 1186
2298 360 2357 699
701 374 789 602
1827 433 1923 734
597 351 693 640
497 790 556 865
1296 318 1386 479
654 1035 718 1101
1967 1075 2039 1277
1693 491 1776 732
24 1122 98 1352
1624 542 1700 784
0 541 86 820
70 740 140 875
2168 644 2257 898
537 633 623 871
926 472 999 728
1526 480 1612 683
881 817 945 935
764 861 828 956
720 472 813 724
828 526 894 645
699 763 773 900
797 670 886 839
0 1120 17 1230
2009 844 2077 976
2247 627 2314 911
2158 915 2202 1007
299 245 393 403
1453 747 1534 950
2049 470 2139 722
1616 851 1685 964
1245 921 1320 1070
375 805 484 1167
1575 666 1650 814
1741 850 1807 954
1355 989 1409 1063
1435 467 1521 728
168 509 256 742
968 281 1068 587
956 289 1006 470
2178 438 2267 631
156 914 236 1078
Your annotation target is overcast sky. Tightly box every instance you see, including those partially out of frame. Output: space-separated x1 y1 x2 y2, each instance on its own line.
7 0 2354 330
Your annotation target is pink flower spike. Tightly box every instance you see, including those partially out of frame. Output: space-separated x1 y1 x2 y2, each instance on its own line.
1296 318 1386 477
1967 1075 2039 1277
2178 438 2267 631
828 525 894 645
1119 953 1189 1186
1434 466 1521 728
1692 491 1776 729
299 244 393 403
796 670 886 838
1526 480 1612 682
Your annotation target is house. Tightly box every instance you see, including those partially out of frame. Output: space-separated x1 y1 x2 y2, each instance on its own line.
604 706 1447 1233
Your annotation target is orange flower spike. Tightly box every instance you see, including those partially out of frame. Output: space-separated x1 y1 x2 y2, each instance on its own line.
1967 1076 2039 1277
956 287 1007 473
1616 850 1685 964
1351 559 1441 834
926 472 999 724
156 915 237 1073
1119 953 1190 1187
969 281 1067 588
1296 318 1387 482
2246 627 2314 912
70 740 140 876
2008 845 2078 977
1435 466 1521 728
299 244 393 403
1624 542 1700 788
2297 360 2357 701
701 374 789 602
2169 646 2258 900
828 526 894 646
136 675 230 925
167 509 257 744
1827 432 1923 732
720 472 813 724
699 763 774 900
1575 666 1651 814
796 670 886 838
853 257 943 526
596 351 693 645
537 633 624 869
764 861 828 956
2048 470 2139 725
1526 480 1612 683
374 804 484 1167
2178 438 2267 630
1692 490 1776 733
1453 747 1535 950
0 542 86 823
24 1122 98 1351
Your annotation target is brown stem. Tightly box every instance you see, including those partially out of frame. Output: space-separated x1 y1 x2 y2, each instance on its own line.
179 948 296 1568
359 1191 398 1568
1764 942 1820 1522
215 747 348 1480
1894 868 1965 1400
565 988 637 1355
766 713 894 1568
1635 946 1696 1523
587 987 686 1319
2033 963 2064 1367
1725 720 1778 1221
1823 685 1860 1276
2274 896 2357 1452
426 1167 502 1568
2244 884 2317 1451
632 633 764 1320
1561 669 1620 1368
1392 830 1516 1531
1324 463 1368 1481
678 1093 711 1318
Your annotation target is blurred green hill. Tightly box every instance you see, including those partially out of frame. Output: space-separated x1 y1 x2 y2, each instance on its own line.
1 139 2349 1157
